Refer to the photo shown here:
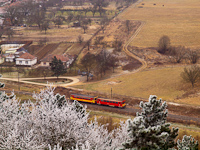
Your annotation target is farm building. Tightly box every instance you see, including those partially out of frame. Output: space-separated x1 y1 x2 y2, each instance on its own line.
4 47 19 54
16 52 37 66
1 44 24 52
40 54 74 68
73 21 80 27
4 54 15 62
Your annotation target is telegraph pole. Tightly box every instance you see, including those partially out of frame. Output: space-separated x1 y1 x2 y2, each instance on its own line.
110 88 112 98
17 67 20 90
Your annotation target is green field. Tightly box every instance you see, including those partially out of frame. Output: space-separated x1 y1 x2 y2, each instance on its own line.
119 0 200 48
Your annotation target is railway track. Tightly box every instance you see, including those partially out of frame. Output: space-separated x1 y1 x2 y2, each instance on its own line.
75 101 200 126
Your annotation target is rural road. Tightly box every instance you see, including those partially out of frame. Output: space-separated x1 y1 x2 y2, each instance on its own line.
0 76 80 87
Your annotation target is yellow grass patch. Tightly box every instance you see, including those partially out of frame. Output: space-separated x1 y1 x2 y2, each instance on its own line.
119 0 200 48
73 66 200 105
89 110 200 149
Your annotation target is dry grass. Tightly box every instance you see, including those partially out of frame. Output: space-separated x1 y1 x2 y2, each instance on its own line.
51 43 72 55
13 24 98 43
73 66 200 106
89 110 200 149
119 0 200 48
66 42 86 55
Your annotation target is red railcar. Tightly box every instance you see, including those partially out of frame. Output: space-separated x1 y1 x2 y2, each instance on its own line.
96 97 126 108
70 94 126 108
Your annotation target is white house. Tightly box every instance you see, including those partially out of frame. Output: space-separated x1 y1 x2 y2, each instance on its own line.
5 54 15 62
16 52 37 66
40 54 71 68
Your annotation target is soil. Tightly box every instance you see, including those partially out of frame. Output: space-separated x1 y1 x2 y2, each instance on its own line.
26 78 73 84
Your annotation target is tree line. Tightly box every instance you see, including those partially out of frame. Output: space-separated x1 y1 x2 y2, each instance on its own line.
80 50 118 81
158 35 199 64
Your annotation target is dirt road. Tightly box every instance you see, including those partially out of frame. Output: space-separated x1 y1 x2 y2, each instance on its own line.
0 76 80 87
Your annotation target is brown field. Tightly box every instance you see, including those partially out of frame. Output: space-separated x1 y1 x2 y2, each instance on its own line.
34 43 60 60
66 42 86 55
118 0 200 48
13 24 99 43
51 43 72 55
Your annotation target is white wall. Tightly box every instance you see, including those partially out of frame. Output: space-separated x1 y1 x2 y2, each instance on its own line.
16 58 37 66
1 44 24 52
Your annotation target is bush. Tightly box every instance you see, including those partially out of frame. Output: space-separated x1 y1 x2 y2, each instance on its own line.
158 35 171 54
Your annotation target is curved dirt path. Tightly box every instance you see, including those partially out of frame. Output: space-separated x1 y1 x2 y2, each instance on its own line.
123 21 147 72
1 76 80 87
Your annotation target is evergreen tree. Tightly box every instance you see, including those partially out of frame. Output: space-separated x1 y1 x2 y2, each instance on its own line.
177 135 198 150
50 56 66 79
123 95 178 150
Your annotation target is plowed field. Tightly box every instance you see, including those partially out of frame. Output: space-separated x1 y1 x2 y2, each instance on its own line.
35 43 59 60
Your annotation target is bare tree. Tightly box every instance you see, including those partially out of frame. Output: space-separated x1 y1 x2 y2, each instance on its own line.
125 20 131 35
82 25 88 34
3 5 19 26
158 35 171 54
86 40 91 51
67 13 74 23
0 26 4 39
80 52 96 81
41 20 50 34
90 0 109 16
108 55 118 73
96 50 110 76
94 36 104 48
100 16 109 33
81 18 89 33
83 7 89 16
187 49 199 64
181 65 200 87
77 35 84 44
28 9 46 28
112 37 123 52
90 6 97 17
170 46 187 63
5 27 15 40
53 15 65 28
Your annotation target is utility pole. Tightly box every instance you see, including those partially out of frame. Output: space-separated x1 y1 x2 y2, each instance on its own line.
17 67 20 90
111 88 112 98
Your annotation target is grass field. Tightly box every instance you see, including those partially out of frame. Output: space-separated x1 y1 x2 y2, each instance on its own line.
119 0 200 48
74 66 200 106
89 110 200 149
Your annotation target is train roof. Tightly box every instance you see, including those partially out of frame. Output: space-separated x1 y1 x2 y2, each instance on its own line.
97 97 125 102
71 93 95 98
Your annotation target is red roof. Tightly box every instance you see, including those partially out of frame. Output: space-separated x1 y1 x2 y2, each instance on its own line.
41 54 69 62
18 52 36 60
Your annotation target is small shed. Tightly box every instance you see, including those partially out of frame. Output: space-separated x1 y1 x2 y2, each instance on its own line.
73 21 80 27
